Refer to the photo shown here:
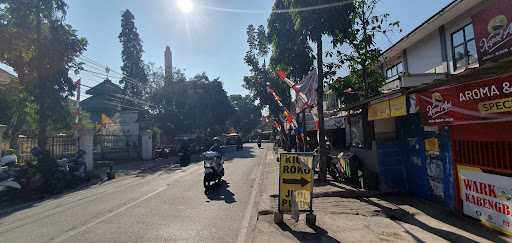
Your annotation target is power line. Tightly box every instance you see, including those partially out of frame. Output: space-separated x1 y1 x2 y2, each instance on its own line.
80 62 143 88
77 55 159 110
78 56 143 86
78 83 157 108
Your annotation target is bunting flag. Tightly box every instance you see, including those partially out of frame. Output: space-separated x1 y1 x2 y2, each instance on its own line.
277 70 319 130
266 84 297 130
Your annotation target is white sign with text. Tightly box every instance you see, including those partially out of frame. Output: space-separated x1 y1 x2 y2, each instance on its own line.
459 166 512 234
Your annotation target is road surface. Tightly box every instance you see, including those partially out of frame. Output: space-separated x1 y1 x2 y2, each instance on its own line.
0 144 268 243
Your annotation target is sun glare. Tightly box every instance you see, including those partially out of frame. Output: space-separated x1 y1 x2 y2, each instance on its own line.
177 0 194 14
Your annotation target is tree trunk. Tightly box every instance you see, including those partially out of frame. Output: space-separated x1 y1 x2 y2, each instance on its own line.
37 87 49 150
316 33 327 182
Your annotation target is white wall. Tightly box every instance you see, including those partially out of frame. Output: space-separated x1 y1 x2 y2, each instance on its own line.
407 31 445 74
444 1 489 74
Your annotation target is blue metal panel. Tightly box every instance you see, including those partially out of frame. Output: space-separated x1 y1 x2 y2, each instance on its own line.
440 126 456 209
377 142 408 192
404 115 432 199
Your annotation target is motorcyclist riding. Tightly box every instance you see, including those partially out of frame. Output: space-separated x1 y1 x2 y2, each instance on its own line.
202 137 225 190
209 137 223 156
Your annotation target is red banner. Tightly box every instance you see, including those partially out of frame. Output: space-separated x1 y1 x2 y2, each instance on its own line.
416 73 512 125
472 0 512 64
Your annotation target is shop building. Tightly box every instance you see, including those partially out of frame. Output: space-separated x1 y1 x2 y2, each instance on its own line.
344 0 512 234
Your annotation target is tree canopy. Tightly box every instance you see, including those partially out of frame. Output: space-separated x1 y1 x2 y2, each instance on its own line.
228 94 261 137
119 9 148 102
329 0 401 104
243 24 289 121
150 70 235 138
267 0 313 81
0 0 88 148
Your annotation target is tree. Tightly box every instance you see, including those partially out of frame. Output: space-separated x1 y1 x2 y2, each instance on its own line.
0 0 88 148
267 0 313 81
229 94 261 137
151 71 234 139
119 10 148 103
242 24 289 119
0 82 37 145
331 0 400 100
287 0 354 181
144 62 165 98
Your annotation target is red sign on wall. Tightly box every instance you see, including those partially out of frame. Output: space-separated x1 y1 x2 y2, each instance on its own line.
416 73 512 125
472 0 512 64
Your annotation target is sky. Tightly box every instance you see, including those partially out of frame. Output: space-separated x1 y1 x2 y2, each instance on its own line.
4 0 453 98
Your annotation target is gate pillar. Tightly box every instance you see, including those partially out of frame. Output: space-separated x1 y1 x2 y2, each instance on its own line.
79 129 95 171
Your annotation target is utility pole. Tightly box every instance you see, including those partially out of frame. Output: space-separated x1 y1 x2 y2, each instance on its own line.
316 32 328 182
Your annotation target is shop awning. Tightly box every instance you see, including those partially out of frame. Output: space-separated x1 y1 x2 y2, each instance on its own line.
412 61 512 125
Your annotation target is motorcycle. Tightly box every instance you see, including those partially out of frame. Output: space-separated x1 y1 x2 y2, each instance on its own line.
58 150 89 187
257 140 262 149
0 166 22 198
202 151 224 191
0 150 17 167
17 148 68 196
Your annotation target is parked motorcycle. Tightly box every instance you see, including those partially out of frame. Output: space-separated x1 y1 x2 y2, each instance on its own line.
154 146 172 159
58 150 89 187
202 151 224 191
0 150 17 167
16 148 68 196
0 166 22 198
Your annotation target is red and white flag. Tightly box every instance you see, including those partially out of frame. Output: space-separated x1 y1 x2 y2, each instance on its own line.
277 70 319 129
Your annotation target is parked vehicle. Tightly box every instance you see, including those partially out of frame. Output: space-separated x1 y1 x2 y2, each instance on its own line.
15 148 68 196
178 142 192 165
202 151 224 191
154 146 173 159
225 133 243 150
0 166 22 198
0 149 18 167
58 150 89 187
336 152 361 184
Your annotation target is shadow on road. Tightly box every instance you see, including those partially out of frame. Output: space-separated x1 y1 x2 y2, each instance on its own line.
223 145 257 161
276 222 340 243
205 180 236 204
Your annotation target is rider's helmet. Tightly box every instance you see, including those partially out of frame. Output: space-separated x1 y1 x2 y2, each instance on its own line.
213 137 220 143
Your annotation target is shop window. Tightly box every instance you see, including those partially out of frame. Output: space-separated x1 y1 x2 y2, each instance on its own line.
451 23 478 71
386 62 403 79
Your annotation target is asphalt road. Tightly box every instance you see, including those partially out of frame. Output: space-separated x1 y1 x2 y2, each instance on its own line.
0 144 268 243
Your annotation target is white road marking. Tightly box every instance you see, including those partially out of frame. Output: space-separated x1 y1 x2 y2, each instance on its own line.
236 147 267 243
49 165 202 243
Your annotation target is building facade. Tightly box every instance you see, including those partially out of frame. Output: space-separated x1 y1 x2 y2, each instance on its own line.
345 0 512 235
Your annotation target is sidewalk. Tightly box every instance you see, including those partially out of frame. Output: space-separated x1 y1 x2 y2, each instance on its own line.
252 151 511 243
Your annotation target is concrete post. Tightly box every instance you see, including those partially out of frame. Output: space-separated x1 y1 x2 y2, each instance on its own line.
141 130 153 161
0 125 6 155
79 129 95 172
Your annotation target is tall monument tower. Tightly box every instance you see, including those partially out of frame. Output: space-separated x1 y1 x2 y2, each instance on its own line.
164 46 172 80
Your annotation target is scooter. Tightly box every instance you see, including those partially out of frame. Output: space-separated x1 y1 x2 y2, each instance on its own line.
58 150 89 186
0 167 21 196
202 151 224 191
